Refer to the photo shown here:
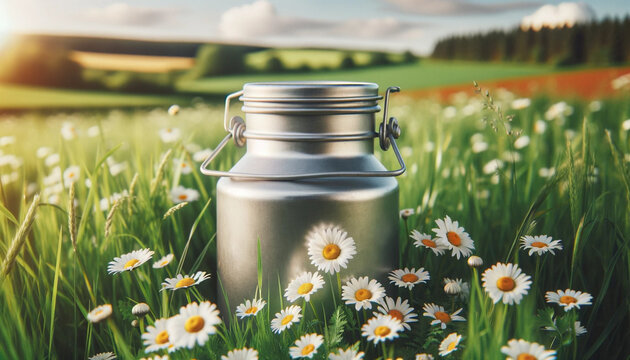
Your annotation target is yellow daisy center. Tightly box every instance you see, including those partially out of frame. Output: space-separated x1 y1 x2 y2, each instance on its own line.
175 277 195 288
401 273 419 283
155 330 169 345
184 315 205 333
68 172 75 178
245 306 258 314
434 311 451 323
322 244 341 260
181 163 187 168
496 276 516 291
374 325 391 337
93 309 103 316
517 354 537 360
178 194 188 200
422 239 437 248
388 309 404 322
160 260 169 266
447 341 457 352
281 314 294 326
298 282 314 295
124 259 140 269
446 231 462 246
531 241 548 248
355 289 372 301
560 295 578 304
301 344 315 355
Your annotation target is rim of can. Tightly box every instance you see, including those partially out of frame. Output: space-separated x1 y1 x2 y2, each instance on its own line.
241 81 381 101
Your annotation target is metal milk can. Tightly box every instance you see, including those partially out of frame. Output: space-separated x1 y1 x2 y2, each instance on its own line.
201 82 406 313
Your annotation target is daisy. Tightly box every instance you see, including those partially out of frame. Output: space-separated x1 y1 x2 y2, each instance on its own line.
342 276 386 311
173 159 193 175
140 356 169 360
221 347 259 360
501 339 556 360
306 224 357 274
511 98 531 110
520 235 563 256
87 126 100 137
161 271 211 291
235 298 266 319
89 352 116 360
439 333 462 356
167 301 222 349
285 271 325 302
159 128 181 143
422 303 465 329
377 297 418 330
142 318 172 353
193 148 213 162
329 347 365 360
170 186 200 204
415 354 434 360
45 153 60 167
388 267 429 290
432 216 474 259
153 254 175 268
289 333 324 359
443 278 469 298
361 314 403 345
37 147 53 159
545 289 592 311
61 122 77 140
63 166 81 185
467 255 483 267
411 230 447 255
482 262 532 305
544 320 587 336
399 208 415 219
271 305 302 334
107 248 154 274
168 104 180 116
87 304 113 323
132 303 150 317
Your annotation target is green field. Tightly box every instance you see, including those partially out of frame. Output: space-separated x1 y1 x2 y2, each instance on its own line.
245 49 378 70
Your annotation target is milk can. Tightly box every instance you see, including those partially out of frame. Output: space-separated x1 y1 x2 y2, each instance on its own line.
200 81 406 313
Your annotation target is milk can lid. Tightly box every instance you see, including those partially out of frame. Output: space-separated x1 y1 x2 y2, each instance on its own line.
241 81 380 101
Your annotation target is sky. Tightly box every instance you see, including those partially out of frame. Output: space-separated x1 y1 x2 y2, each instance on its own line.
0 0 628 54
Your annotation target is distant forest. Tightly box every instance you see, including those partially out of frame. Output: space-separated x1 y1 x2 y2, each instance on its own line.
432 16 630 66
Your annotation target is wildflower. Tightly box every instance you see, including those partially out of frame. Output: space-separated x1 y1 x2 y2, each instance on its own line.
538 167 556 178
438 333 462 356
0 136 15 146
0 154 21 169
472 141 489 153
411 230 447 255
87 126 100 137
168 104 180 116
61 122 78 140
306 224 357 274
544 320 587 336
361 314 403 344
193 148 213 162
520 235 563 256
285 271 325 303
173 159 193 175
329 347 365 360
482 262 532 305
161 271 211 291
467 255 483 267
377 297 418 330
342 276 385 311
107 249 154 274
432 215 474 259
443 106 457 119
236 298 266 319
388 267 429 290
108 160 128 176
399 208 415 219
142 318 173 353
45 153 60 167
87 304 113 323
415 354 434 360
100 191 129 211
132 303 150 317
271 305 302 334
588 100 602 112
222 348 258 360
170 186 200 204
132 319 139 327
501 339 556 360
153 254 175 268
63 166 81 185
37 146 53 159
511 98 531 110
534 120 547 134
443 278 468 296
622 119 630 131
89 353 116 360
545 289 592 311
289 333 324 359
168 301 222 349
424 142 435 152
422 303 465 329
159 128 181 143
502 151 522 162
513 135 530 150
140 356 169 360
611 73 630 90
545 101 573 121
483 159 503 174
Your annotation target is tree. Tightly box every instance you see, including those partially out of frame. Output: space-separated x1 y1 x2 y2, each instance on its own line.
340 53 356 68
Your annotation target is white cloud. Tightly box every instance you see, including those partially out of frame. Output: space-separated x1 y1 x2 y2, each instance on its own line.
84 3 177 26
521 2 595 30
386 0 541 16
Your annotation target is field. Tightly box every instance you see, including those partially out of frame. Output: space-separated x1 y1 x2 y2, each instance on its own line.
1 81 630 359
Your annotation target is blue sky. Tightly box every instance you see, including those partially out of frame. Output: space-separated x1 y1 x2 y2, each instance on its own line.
1 0 628 54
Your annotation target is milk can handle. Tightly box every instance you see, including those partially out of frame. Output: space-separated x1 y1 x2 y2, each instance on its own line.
200 87 406 180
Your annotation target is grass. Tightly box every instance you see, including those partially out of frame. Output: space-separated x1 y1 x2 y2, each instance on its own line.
0 87 630 359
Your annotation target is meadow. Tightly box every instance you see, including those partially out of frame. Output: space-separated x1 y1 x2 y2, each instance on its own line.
1 84 629 359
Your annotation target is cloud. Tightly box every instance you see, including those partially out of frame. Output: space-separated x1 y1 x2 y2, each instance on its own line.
521 2 595 30
84 3 177 26
385 0 542 16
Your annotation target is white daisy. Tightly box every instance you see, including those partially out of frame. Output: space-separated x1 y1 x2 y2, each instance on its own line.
45 153 60 167
422 303 465 329
285 271 325 302
140 355 169 360
168 104 180 116
87 304 113 323
443 278 469 298
415 354 434 360
306 224 357 274
544 320 587 336
432 216 474 259
161 271 211 291
511 98 531 110
328 347 365 360
482 262 532 305
342 276 386 311
399 208 415 219
289 333 324 359
361 314 403 345
87 125 100 137
167 301 222 349
63 165 81 185
193 148 213 162
411 230 447 255
0 136 15 146
545 289 592 311
467 255 483 267
142 318 172 353
221 347 259 360
376 296 418 330
235 298 266 319
439 333 462 356
159 128 181 143
37 147 53 159
61 122 78 140
107 248 154 274
173 159 193 175
109 161 128 176
170 186 200 204
514 135 530 149
153 254 175 268
89 352 116 360
271 305 302 334
132 303 150 317
520 235 563 256
388 267 430 290
501 339 556 360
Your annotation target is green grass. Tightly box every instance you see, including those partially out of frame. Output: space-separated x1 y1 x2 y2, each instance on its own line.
245 49 377 70
1 89 629 359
